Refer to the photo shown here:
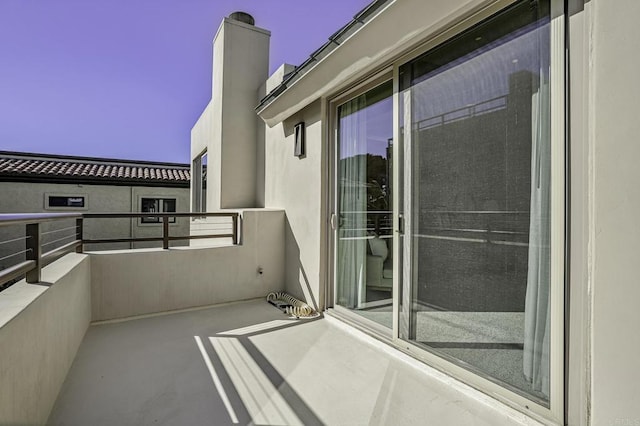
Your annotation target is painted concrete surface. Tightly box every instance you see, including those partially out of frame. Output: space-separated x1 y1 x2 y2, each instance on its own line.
49 299 542 426
90 209 285 321
0 254 91 426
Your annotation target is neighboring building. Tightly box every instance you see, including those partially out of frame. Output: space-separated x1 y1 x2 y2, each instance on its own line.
191 1 640 425
0 151 191 261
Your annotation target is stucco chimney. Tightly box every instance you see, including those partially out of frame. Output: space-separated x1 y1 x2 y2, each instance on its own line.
199 13 270 209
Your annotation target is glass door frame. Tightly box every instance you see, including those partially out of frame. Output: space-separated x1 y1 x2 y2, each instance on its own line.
326 0 565 422
327 69 396 338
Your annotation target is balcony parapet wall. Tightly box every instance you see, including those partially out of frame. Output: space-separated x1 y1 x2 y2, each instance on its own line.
90 209 285 321
0 254 91 425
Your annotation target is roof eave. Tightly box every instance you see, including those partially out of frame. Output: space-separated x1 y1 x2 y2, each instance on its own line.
257 0 498 127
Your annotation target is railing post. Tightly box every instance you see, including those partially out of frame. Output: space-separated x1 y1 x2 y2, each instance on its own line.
25 223 41 283
163 216 169 249
232 214 238 245
76 217 84 253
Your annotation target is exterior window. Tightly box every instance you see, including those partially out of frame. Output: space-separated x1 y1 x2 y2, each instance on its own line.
398 0 554 405
46 194 87 209
141 198 176 223
192 152 207 213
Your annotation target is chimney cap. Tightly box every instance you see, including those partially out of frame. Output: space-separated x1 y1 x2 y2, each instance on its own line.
228 12 255 26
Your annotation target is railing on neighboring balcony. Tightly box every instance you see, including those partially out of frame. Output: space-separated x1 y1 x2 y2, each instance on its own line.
0 212 240 290
339 210 393 238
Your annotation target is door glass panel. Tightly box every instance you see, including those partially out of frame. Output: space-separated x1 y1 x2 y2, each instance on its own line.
399 0 552 404
336 81 393 328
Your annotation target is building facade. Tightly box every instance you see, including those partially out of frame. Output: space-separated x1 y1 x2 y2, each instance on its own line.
0 151 190 264
191 1 640 424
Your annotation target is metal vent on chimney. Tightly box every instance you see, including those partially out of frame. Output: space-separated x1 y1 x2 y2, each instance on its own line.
228 12 255 26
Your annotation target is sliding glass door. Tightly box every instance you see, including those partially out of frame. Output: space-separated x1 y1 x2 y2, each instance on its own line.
399 0 557 406
331 0 563 418
335 80 394 329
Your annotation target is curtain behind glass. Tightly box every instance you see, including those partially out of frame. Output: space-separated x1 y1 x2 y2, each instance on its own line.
337 94 368 308
523 80 551 397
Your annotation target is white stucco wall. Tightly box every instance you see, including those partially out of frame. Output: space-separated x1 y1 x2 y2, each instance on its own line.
191 17 270 211
589 0 640 423
191 100 219 212
264 101 325 311
90 209 284 321
0 254 91 425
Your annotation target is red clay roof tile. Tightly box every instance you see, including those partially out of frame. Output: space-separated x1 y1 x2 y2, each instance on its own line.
0 153 190 184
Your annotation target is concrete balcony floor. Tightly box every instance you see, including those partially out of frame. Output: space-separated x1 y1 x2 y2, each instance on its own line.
48 299 541 425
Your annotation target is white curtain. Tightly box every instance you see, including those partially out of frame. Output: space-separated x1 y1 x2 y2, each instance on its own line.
337 95 368 309
523 80 551 397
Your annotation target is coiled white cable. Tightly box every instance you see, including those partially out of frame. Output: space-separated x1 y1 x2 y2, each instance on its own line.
266 292 318 318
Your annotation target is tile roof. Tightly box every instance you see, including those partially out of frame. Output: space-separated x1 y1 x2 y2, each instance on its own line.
0 152 190 187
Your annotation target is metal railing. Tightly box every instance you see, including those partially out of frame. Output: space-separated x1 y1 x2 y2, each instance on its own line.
338 210 393 238
414 95 508 132
0 212 240 289
0 213 82 286
338 209 530 245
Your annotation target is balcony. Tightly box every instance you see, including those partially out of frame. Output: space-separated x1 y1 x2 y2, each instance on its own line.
0 212 543 425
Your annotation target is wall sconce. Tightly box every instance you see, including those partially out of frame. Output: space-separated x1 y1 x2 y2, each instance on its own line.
294 122 305 158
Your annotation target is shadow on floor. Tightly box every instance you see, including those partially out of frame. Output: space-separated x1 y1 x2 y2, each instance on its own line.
47 300 322 426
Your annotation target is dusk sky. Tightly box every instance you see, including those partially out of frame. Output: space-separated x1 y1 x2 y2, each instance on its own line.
0 0 371 163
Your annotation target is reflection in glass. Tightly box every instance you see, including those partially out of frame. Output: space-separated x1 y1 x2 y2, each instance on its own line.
336 81 393 329
399 0 552 403
201 153 208 212
193 152 208 213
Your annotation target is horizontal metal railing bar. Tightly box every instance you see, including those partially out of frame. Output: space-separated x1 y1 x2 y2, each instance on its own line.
340 227 393 233
339 210 527 215
83 233 235 245
41 225 79 236
0 248 32 263
421 210 528 214
414 233 529 247
0 236 29 246
421 227 529 236
41 240 82 267
83 212 237 219
0 212 237 225
168 234 235 241
0 260 36 287
83 237 166 244
0 213 83 227
340 211 393 214
41 234 77 248
414 95 507 130
187 226 234 230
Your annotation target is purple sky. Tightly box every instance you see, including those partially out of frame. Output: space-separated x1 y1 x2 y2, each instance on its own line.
0 0 370 163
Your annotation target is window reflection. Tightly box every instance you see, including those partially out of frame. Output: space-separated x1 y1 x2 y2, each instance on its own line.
400 0 552 403
336 81 394 328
